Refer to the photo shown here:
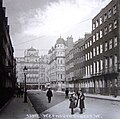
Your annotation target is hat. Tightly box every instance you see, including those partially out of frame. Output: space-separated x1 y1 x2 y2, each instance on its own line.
48 86 51 89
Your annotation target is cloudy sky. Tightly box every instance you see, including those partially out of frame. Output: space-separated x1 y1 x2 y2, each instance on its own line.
3 0 112 57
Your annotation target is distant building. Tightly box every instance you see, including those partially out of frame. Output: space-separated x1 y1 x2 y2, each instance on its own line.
65 34 92 92
48 35 73 91
16 47 49 90
16 47 40 89
39 55 49 90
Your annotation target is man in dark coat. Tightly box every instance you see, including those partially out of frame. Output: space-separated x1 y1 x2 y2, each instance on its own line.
78 90 85 114
65 88 69 98
46 88 53 103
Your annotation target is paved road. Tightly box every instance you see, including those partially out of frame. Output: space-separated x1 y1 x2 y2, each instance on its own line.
28 91 120 119
28 90 66 114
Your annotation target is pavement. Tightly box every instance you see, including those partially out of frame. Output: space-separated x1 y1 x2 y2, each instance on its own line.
0 96 39 119
0 90 120 119
57 91 120 102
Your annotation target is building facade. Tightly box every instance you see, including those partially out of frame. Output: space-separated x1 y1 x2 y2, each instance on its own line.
16 47 40 89
39 55 49 90
48 36 73 91
16 47 49 90
67 0 120 95
0 0 16 108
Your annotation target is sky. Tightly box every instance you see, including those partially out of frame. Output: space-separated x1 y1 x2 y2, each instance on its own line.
3 0 112 57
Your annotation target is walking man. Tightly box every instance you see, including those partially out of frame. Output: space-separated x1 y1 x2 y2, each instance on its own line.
65 88 69 98
46 88 53 103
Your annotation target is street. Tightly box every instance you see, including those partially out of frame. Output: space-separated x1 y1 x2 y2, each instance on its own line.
28 90 120 119
28 90 66 114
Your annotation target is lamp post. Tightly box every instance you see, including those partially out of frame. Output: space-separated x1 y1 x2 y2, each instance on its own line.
23 66 27 103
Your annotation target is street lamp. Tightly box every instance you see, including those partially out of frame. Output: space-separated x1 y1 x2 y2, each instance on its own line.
23 66 28 103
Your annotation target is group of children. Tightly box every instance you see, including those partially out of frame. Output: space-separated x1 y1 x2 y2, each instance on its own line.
69 90 85 115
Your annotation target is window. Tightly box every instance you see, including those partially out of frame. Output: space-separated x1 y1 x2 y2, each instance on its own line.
85 43 87 49
96 32 99 40
113 5 116 14
114 36 117 47
93 23 95 30
108 9 112 18
85 66 88 75
61 59 63 64
88 42 90 47
90 65 92 74
88 65 90 75
114 20 117 29
104 27 107 35
105 42 108 51
83 45 85 50
100 60 103 71
96 61 99 73
93 35 95 42
90 51 92 59
58 59 59 64
93 48 96 56
96 20 99 27
109 24 112 32
109 39 112 49
61 74 62 79
104 13 107 22
96 46 99 55
105 58 108 68
100 44 103 53
109 57 112 68
90 40 92 46
100 17 102 25
114 55 117 68
93 62 96 74
100 30 103 38
85 54 87 61
88 53 90 60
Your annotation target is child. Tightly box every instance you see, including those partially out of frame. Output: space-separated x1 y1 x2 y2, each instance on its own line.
69 93 77 114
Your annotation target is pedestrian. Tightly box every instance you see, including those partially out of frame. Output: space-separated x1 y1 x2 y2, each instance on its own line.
78 90 85 114
65 88 69 98
114 85 118 98
20 88 24 98
46 88 53 103
69 93 77 114
75 90 80 107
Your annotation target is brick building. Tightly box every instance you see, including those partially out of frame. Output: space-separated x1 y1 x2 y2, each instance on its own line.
65 0 120 95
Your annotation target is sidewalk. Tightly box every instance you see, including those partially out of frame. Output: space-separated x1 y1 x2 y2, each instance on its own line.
85 93 120 102
56 91 120 102
0 97 39 119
